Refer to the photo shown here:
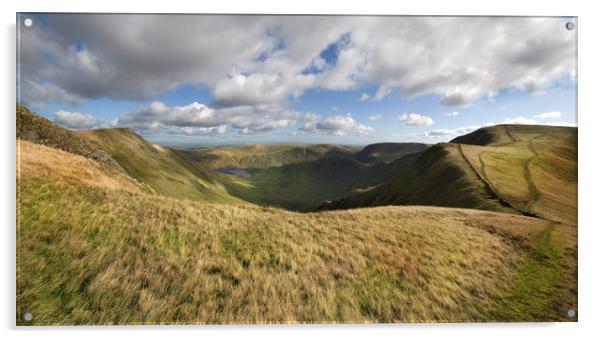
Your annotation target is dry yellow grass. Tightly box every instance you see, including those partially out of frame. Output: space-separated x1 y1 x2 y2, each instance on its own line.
18 140 143 194
17 138 576 324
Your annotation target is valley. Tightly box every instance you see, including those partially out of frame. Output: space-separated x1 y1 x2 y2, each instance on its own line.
16 105 578 324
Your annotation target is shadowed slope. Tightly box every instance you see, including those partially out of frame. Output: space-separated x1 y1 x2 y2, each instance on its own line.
319 143 516 213
220 153 421 211
353 142 430 164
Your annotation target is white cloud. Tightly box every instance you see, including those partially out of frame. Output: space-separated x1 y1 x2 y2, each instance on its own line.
20 15 575 110
301 113 374 136
360 93 370 101
53 110 108 129
212 72 316 107
116 101 314 135
398 113 434 126
443 111 459 117
368 113 382 121
419 124 492 139
534 111 562 119
503 116 538 125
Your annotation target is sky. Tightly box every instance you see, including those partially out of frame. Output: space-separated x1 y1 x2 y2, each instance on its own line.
17 14 577 146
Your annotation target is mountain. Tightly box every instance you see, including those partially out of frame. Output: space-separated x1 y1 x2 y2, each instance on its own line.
320 124 577 226
318 143 515 213
77 128 239 203
16 106 577 324
188 143 361 169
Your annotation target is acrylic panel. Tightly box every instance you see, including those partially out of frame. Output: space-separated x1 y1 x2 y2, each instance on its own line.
16 14 578 325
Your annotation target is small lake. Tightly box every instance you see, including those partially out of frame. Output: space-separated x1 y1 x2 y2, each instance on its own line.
215 167 252 178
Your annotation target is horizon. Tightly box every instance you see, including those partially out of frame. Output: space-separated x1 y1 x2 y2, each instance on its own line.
18 14 577 145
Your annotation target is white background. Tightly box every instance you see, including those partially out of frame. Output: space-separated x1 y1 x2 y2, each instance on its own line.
1 0 600 338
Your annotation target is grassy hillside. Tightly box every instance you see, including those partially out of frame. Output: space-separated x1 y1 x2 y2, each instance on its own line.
321 125 577 227
191 141 429 211
17 140 576 323
451 125 577 225
319 143 516 213
16 107 578 324
77 128 240 203
188 144 361 169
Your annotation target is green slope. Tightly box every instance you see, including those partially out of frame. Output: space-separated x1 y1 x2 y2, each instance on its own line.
319 143 515 213
78 128 240 203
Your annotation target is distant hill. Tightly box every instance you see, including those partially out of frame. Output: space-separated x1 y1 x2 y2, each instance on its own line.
353 142 429 164
188 143 360 169
320 124 577 226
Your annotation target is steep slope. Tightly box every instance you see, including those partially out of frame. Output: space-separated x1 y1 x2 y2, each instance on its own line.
321 125 577 226
353 142 429 164
17 137 576 323
189 143 360 169
319 143 515 213
78 128 240 203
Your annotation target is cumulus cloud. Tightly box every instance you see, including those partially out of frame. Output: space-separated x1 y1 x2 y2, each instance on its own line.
368 113 382 121
398 113 434 126
301 113 374 136
534 111 562 119
115 101 315 135
443 111 459 117
53 110 109 129
19 15 575 110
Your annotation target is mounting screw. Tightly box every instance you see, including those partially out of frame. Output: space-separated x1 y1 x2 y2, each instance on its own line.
24 18 33 27
567 309 576 318
566 22 575 30
23 312 32 321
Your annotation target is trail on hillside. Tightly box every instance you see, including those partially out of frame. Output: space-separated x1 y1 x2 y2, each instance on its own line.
458 126 545 219
456 144 523 214
523 137 544 213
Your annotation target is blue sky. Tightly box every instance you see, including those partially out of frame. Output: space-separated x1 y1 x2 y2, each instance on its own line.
18 14 577 146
